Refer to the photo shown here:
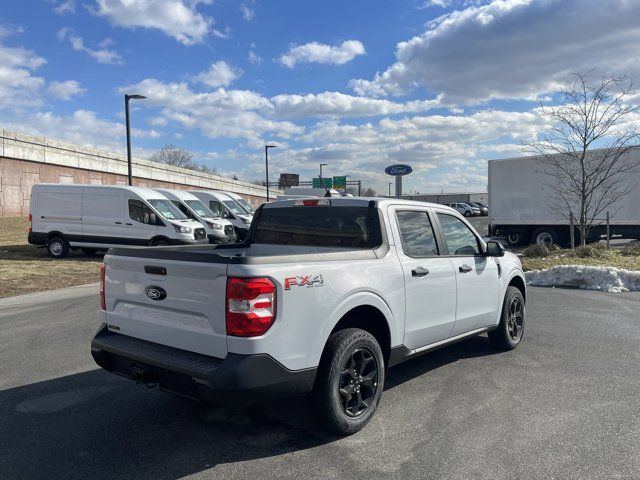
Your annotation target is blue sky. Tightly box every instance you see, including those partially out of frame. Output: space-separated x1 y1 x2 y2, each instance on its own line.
2 0 640 193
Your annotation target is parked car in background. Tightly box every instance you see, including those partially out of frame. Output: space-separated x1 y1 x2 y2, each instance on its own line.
28 184 208 258
448 202 481 217
224 191 256 214
92 197 526 435
154 189 236 244
189 190 253 240
468 202 489 216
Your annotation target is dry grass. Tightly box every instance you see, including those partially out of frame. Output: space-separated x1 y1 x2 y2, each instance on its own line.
0 217 101 298
521 243 640 271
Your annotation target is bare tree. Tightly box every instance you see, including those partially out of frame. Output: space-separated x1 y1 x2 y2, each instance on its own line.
362 187 377 197
150 144 195 168
150 144 217 175
525 72 640 246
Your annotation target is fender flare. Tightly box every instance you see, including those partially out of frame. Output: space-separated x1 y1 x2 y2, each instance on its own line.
309 290 398 367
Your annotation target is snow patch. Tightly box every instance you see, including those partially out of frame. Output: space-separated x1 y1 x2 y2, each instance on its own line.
525 265 640 293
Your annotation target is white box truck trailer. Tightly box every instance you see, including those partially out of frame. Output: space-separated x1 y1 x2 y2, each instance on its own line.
488 152 640 246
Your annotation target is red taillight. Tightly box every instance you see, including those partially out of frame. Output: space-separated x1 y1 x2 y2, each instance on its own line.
100 264 106 310
226 277 276 337
28 213 32 233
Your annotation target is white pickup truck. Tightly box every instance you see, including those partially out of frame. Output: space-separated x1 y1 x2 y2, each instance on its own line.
92 198 526 434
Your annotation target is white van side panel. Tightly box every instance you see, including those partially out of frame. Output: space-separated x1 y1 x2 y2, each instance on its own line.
81 187 124 240
34 186 83 236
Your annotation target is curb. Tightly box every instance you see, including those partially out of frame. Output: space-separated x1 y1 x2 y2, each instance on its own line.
0 283 100 309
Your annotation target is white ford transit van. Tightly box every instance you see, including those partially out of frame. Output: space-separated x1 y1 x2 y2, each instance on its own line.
188 190 253 240
154 189 236 244
28 184 208 258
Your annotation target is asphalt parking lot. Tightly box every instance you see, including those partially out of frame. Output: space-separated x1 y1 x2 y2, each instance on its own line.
1 286 639 480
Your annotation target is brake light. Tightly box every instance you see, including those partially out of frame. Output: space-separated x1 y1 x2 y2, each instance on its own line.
226 277 276 337
28 213 32 233
293 199 331 206
100 264 106 310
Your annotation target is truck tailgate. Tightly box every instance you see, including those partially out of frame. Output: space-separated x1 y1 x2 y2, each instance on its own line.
103 252 230 358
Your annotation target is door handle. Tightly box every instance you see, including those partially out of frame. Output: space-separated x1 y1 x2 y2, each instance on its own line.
125 223 133 226
114 221 122 224
459 264 472 273
411 266 429 277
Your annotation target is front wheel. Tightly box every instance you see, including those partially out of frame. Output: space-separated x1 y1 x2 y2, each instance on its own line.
488 286 525 351
464 210 471 217
309 328 385 435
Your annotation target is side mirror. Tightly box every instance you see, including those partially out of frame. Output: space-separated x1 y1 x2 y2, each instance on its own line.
485 240 505 257
149 213 157 225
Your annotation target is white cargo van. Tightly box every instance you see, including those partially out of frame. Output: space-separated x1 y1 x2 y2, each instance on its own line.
189 190 253 240
154 189 236 244
28 184 208 258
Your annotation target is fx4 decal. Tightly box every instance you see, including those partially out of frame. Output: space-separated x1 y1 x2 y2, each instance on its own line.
284 274 324 290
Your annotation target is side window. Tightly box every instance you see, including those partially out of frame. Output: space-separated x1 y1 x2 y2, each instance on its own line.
209 201 224 218
172 201 195 219
129 199 154 225
437 213 480 256
396 210 439 257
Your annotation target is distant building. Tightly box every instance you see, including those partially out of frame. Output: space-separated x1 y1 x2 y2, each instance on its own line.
401 193 487 204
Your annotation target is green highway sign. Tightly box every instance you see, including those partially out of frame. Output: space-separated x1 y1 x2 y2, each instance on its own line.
333 176 347 189
312 177 333 188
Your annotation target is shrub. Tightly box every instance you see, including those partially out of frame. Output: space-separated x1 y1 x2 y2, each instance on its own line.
621 241 640 257
523 244 549 258
546 243 562 253
570 243 611 258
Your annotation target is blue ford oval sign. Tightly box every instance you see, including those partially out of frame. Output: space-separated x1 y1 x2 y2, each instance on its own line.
385 164 413 176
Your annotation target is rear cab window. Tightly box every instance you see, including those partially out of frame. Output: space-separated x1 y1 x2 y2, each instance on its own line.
254 206 382 248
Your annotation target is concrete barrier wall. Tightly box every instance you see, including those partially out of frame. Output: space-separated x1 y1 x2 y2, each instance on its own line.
0 128 281 217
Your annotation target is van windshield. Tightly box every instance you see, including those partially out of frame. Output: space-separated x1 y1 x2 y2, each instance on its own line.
234 197 255 214
223 200 246 215
148 199 188 220
185 200 216 218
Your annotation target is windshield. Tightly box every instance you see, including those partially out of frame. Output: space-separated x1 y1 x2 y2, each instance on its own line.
147 199 188 220
185 199 217 218
223 199 246 215
234 197 255 214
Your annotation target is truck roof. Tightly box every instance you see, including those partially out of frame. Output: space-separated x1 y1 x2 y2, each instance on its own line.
262 196 458 213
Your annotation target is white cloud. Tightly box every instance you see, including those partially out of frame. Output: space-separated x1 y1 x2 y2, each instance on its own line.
193 61 242 88
248 45 262 65
58 28 123 64
279 40 365 68
92 0 216 46
419 0 450 7
0 38 46 109
47 80 86 100
240 0 255 21
271 91 441 119
53 0 76 14
350 0 640 104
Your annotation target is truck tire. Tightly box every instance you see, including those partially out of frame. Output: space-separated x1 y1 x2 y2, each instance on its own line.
531 227 558 246
488 286 525 351
46 236 70 258
310 328 385 435
505 232 522 247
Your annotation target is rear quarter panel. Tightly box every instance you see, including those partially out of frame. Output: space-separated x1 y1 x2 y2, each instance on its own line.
226 249 405 371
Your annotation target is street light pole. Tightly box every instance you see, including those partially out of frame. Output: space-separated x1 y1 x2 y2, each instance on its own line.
388 182 392 197
319 163 327 180
265 144 277 201
124 94 147 186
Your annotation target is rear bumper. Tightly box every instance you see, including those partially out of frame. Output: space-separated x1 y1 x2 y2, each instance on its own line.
28 232 47 245
90 325 316 406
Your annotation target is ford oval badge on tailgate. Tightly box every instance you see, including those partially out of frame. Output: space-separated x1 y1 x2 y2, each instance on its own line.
145 286 167 301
